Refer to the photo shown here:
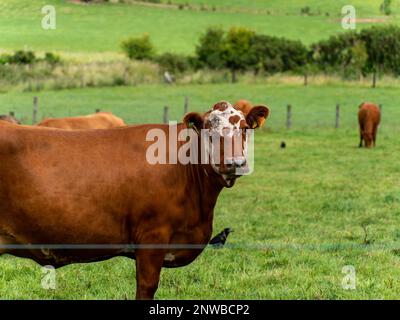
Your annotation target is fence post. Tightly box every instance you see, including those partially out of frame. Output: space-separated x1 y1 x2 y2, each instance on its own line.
286 104 292 129
335 104 340 129
163 106 169 124
32 96 38 124
304 73 308 86
184 96 189 115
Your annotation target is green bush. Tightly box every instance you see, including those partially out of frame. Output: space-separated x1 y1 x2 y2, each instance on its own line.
300 6 311 15
196 26 308 78
310 32 360 71
195 26 226 69
222 27 257 82
380 0 392 15
196 26 258 81
8 50 36 65
0 51 62 66
310 25 400 76
121 34 155 60
360 25 400 74
42 52 61 65
155 53 190 73
0 54 10 65
251 35 307 73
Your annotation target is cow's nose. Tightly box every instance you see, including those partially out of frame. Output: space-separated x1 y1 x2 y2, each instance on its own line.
233 157 246 167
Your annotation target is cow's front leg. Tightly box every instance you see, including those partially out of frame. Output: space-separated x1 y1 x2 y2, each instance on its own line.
135 248 165 299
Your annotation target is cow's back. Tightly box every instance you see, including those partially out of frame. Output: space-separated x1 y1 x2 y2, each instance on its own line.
358 102 381 128
37 112 126 130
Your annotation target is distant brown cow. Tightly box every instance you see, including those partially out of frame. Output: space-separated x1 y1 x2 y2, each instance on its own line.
358 102 381 148
37 112 126 129
0 115 20 125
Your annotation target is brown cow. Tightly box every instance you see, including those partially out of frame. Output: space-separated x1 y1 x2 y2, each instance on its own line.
37 112 126 129
0 101 269 299
358 102 381 148
0 115 20 125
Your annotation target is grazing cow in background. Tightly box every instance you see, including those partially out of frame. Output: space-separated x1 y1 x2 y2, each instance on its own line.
0 115 20 125
358 102 381 148
0 101 269 299
37 112 126 129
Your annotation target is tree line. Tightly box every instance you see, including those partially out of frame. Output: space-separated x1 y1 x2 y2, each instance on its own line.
122 25 400 83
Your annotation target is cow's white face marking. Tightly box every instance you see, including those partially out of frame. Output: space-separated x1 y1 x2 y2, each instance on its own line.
204 101 249 186
206 101 246 137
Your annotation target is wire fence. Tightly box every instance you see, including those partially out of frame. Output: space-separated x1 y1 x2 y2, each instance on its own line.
5 96 400 131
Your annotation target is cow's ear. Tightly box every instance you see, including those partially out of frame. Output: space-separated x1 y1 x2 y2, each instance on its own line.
183 112 204 131
246 105 270 129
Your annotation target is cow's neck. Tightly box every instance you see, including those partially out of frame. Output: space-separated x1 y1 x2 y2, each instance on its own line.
184 162 225 224
185 162 224 222
172 124 226 222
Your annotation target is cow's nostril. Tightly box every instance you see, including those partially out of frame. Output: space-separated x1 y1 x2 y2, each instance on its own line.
233 158 246 167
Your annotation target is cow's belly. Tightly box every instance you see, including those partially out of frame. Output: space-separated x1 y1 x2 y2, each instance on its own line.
0 194 132 266
0 223 133 267
0 224 211 269
0 194 213 269
162 247 205 268
162 223 213 268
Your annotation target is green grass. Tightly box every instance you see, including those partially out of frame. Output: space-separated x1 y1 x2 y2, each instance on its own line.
0 0 396 55
0 83 400 299
163 0 400 16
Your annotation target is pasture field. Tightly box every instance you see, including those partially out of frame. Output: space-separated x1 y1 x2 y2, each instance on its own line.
0 0 396 56
0 83 400 299
162 0 400 16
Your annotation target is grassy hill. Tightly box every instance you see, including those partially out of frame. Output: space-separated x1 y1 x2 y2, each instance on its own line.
0 0 397 56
